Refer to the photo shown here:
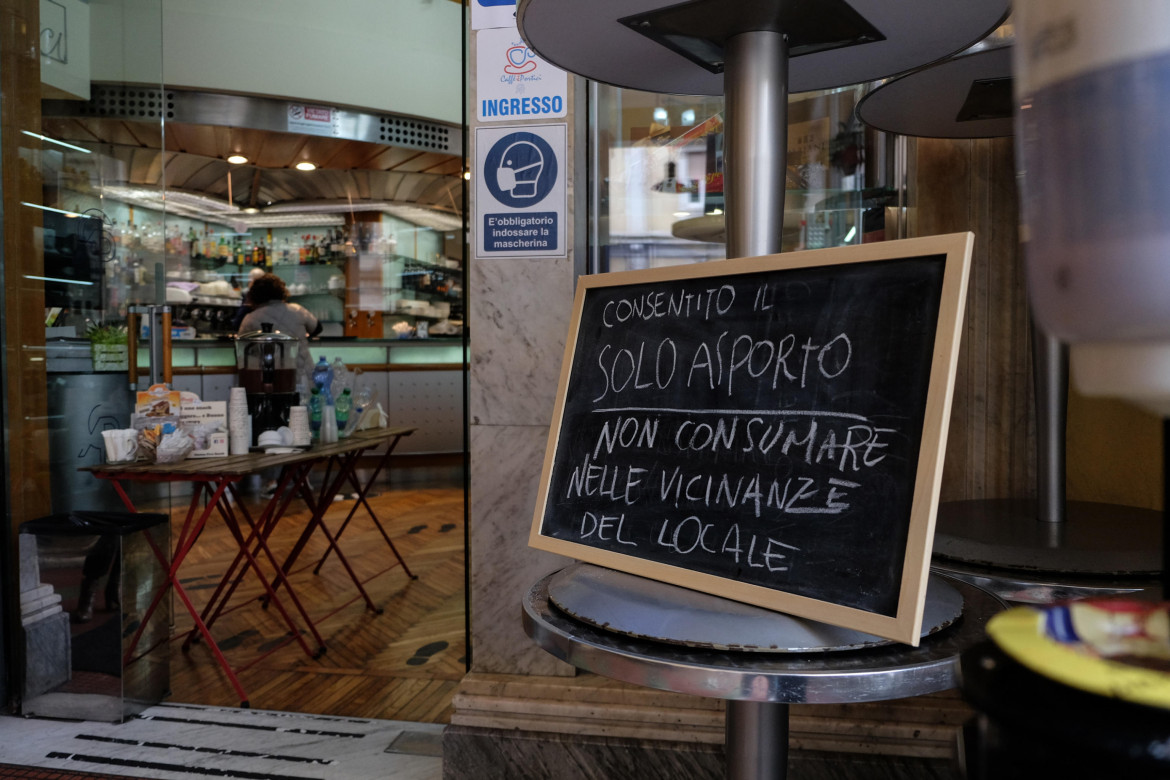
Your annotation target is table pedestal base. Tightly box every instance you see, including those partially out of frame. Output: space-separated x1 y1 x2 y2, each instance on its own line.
727 701 790 780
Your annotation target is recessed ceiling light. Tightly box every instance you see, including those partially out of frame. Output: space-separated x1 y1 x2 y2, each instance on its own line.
227 154 248 165
243 207 259 214
295 161 317 171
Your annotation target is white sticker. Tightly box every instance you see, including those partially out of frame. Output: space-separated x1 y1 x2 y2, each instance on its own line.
477 26 567 122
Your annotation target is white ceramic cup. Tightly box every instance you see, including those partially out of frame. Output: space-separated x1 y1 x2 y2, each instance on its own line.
102 428 139 464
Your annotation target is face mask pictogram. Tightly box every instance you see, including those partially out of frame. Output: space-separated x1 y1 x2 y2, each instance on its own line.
495 141 545 198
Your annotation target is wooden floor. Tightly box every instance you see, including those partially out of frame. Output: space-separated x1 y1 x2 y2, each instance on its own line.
150 461 466 724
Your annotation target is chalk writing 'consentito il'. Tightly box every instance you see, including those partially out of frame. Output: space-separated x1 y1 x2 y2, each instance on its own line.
601 285 736 327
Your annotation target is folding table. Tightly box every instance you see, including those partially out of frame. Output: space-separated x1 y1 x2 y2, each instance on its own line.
83 425 417 706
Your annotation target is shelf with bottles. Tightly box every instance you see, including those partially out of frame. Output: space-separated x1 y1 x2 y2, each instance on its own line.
385 256 462 301
182 226 356 273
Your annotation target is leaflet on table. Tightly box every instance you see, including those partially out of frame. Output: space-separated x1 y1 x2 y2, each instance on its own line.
179 401 228 458
129 385 228 459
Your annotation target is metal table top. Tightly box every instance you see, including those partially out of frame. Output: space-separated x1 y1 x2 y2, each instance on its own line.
857 34 1014 139
81 426 416 479
516 0 1010 96
523 566 1005 704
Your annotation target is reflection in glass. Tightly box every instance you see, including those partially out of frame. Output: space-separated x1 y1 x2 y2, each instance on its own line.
590 83 901 274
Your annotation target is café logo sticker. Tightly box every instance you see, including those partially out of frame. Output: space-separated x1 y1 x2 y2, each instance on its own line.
478 26 567 121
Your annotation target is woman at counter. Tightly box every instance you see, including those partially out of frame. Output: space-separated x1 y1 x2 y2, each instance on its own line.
238 273 322 498
237 272 322 376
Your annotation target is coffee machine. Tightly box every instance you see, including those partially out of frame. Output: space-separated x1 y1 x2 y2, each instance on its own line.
236 323 299 445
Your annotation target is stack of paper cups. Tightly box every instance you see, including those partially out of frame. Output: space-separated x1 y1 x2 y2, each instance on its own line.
288 405 311 447
229 387 251 455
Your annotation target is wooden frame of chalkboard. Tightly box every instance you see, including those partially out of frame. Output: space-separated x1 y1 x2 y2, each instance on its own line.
529 233 974 645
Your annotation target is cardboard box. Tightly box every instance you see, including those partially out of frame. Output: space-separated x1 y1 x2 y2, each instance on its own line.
136 383 180 419
180 401 228 458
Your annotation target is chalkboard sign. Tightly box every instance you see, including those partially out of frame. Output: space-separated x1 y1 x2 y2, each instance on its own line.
530 234 973 645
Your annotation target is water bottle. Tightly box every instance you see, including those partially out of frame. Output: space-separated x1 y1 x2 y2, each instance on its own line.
348 385 372 434
312 356 333 405
308 387 322 440
335 388 352 438
331 356 348 398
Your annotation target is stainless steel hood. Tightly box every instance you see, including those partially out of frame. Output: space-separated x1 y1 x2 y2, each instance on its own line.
42 86 464 225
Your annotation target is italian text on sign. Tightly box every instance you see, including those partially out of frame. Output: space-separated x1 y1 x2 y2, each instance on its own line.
477 26 568 122
475 125 567 258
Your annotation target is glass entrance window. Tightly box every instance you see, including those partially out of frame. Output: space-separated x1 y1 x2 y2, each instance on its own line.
589 82 902 274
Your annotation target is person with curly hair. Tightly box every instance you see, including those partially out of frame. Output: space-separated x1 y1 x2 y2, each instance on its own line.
237 272 322 376
238 273 323 498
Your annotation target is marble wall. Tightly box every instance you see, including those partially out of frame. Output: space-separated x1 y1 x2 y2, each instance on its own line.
466 32 578 677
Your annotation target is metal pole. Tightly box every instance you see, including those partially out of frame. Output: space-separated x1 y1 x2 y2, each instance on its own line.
724 30 789 260
727 701 789 780
1031 323 1068 528
722 26 792 780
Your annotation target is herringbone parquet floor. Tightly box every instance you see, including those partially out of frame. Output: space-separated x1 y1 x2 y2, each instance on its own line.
153 462 465 723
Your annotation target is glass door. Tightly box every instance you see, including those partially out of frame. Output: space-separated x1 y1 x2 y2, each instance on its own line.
3 0 168 711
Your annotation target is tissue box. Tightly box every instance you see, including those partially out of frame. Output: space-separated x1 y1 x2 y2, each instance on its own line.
179 401 228 458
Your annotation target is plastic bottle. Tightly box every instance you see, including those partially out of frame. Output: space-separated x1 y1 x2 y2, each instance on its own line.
335 388 352 438
308 387 322 440
347 385 372 434
312 356 333 405
329 356 348 398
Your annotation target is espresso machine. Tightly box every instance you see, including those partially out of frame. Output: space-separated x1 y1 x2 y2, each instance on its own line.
236 323 299 445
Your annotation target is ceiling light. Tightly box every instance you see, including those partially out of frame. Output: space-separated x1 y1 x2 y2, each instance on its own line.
22 130 92 154
240 213 345 228
295 161 317 171
243 207 259 214
227 154 248 165
21 202 88 218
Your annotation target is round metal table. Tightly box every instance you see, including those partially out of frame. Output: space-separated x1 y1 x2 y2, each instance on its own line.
523 565 1005 779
